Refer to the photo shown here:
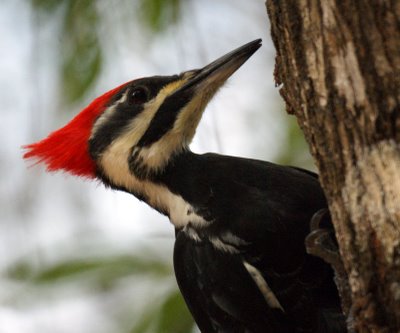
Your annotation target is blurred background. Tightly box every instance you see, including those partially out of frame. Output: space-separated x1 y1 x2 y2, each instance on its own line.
0 0 313 332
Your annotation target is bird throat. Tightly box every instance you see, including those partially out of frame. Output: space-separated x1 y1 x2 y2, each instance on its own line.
99 143 207 229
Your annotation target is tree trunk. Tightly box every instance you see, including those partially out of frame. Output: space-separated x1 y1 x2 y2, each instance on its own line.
266 1 400 332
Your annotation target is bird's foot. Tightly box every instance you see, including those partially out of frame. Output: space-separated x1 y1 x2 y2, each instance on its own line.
305 209 352 317
305 209 343 274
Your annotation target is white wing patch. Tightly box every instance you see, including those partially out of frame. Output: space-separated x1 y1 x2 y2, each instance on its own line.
209 236 240 254
208 232 250 254
243 260 285 312
183 225 201 242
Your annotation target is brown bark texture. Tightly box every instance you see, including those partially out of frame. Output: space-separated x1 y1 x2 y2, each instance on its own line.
266 1 400 332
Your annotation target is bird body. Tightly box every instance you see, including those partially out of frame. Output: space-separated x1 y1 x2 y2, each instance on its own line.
153 151 341 332
24 39 345 332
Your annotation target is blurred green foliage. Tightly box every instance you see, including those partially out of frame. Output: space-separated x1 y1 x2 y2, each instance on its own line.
8 255 172 285
31 0 102 104
60 1 102 103
6 251 195 332
31 0 60 12
138 0 182 32
277 116 315 170
130 290 193 333
30 0 183 105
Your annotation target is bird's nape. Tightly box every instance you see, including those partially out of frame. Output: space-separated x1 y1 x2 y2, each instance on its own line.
23 82 129 178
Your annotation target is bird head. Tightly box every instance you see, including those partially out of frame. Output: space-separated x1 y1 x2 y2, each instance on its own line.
24 39 261 191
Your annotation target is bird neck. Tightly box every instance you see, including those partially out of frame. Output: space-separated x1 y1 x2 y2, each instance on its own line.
104 149 209 229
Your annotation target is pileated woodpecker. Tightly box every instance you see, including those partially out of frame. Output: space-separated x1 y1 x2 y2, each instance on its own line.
24 39 346 332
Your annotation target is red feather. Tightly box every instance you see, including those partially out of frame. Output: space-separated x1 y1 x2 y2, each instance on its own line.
23 82 128 178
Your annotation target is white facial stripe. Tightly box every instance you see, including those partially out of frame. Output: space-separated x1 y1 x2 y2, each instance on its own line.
100 131 208 228
243 261 285 312
95 78 220 228
135 88 215 173
95 74 225 177
133 132 187 174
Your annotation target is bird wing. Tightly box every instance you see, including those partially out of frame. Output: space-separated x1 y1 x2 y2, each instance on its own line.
174 229 294 332
167 153 345 332
203 156 344 332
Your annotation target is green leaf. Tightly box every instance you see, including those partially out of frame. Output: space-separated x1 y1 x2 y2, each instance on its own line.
6 261 34 280
276 115 314 168
129 290 194 333
30 0 102 104
60 0 102 104
155 290 194 333
138 0 182 32
61 44 102 103
30 0 62 13
6 255 172 286
129 310 155 333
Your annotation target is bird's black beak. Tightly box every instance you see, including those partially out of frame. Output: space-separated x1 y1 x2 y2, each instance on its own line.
176 39 262 94
135 39 262 163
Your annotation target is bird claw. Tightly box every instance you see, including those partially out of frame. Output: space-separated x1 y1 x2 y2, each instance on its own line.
306 209 353 317
310 208 330 231
306 209 344 275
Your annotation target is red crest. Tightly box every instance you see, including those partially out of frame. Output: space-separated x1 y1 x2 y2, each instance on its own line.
23 83 128 178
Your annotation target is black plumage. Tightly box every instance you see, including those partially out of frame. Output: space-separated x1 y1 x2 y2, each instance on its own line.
153 152 345 332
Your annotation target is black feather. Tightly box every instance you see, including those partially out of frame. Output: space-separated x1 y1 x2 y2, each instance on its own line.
156 152 346 332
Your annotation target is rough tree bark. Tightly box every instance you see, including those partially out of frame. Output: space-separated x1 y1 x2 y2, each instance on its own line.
266 1 400 332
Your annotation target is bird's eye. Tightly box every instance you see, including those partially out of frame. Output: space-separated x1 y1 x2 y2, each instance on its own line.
128 87 149 105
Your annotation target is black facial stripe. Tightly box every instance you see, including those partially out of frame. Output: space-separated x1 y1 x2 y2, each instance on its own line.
89 103 145 159
128 147 149 180
89 75 179 159
137 89 193 147
105 76 179 107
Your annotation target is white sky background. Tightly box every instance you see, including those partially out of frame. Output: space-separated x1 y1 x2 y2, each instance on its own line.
0 0 288 332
